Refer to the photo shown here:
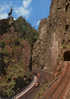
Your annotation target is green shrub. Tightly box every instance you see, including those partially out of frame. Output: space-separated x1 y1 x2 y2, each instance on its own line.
0 42 5 48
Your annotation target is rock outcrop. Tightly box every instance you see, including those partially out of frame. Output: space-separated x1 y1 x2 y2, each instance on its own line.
32 18 52 71
32 0 70 72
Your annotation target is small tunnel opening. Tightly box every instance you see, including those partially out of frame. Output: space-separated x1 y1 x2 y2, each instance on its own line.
64 51 70 61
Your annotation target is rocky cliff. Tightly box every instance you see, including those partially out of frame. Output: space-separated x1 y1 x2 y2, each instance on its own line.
32 0 70 72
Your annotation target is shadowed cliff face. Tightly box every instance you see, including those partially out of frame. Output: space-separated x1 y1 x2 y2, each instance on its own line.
32 0 70 72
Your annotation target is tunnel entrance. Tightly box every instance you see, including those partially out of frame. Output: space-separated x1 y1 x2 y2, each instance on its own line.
64 51 70 61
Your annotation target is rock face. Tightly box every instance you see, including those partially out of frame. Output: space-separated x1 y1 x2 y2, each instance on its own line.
32 0 70 72
32 18 52 71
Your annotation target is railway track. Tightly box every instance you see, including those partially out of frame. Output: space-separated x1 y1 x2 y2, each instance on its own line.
43 62 70 99
14 76 38 99
13 62 70 99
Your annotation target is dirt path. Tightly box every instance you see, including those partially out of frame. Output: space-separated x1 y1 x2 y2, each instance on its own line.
43 62 70 99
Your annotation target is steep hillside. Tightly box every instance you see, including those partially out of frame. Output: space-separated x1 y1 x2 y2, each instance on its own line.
0 17 38 97
32 0 70 98
14 17 38 46
32 0 70 72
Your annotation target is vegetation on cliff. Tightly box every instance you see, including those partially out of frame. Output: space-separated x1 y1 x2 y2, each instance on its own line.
0 16 38 97
14 17 38 46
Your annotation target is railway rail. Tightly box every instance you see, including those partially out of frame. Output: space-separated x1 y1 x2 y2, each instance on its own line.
43 61 70 99
14 76 38 99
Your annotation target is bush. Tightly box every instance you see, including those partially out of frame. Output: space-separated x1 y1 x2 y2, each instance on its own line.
0 42 5 48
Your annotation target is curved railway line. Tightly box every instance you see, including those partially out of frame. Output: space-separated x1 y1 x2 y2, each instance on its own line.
13 61 70 99
14 76 38 99
43 62 70 99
